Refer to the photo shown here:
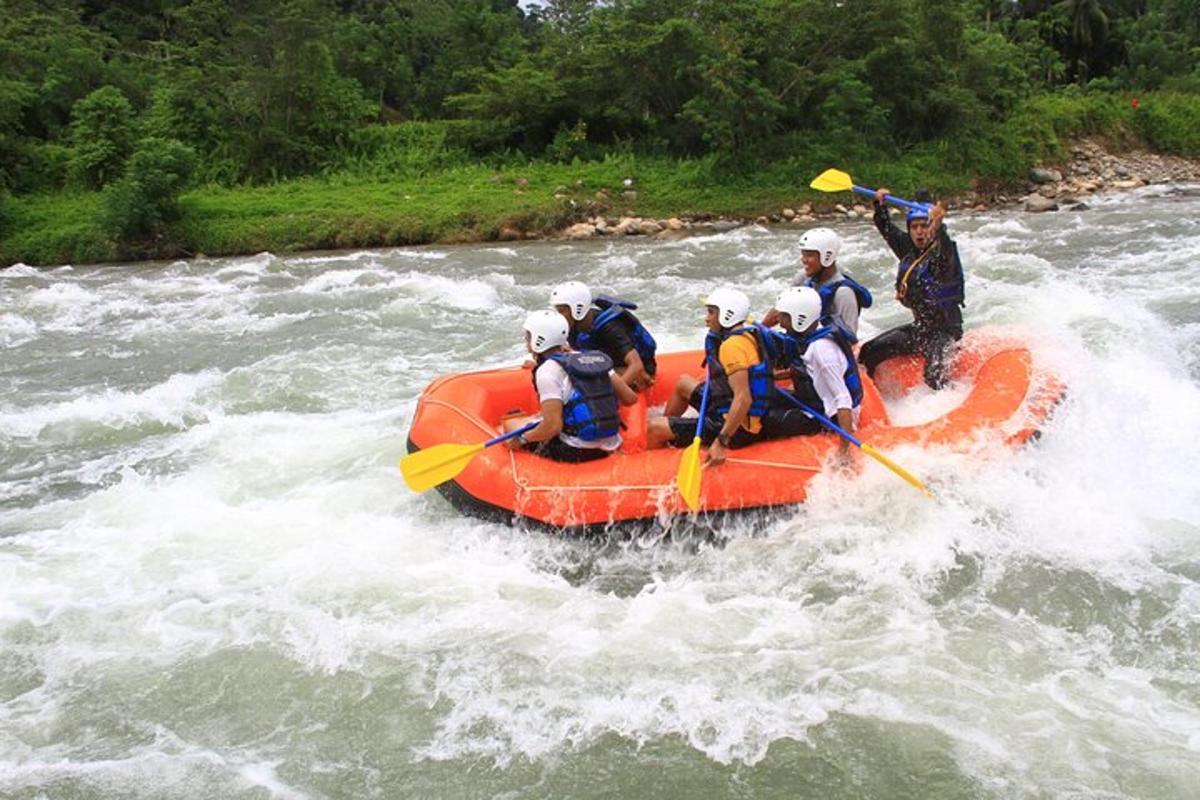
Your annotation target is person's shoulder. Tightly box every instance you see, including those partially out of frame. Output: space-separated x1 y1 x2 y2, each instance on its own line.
535 357 568 380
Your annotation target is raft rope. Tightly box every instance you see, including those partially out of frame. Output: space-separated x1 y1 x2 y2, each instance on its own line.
418 398 823 492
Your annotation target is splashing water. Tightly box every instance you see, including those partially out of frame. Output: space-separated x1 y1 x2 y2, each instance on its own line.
2 186 1199 798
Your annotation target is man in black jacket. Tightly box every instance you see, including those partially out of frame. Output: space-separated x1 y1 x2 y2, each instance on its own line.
859 188 966 389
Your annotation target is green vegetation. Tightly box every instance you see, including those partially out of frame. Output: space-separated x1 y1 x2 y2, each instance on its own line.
1 0 1198 266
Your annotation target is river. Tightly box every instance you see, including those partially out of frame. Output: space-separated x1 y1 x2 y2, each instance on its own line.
3 185 1199 798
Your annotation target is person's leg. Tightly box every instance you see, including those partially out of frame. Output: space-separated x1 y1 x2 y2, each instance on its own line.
858 324 918 377
918 326 962 390
531 438 610 463
760 406 824 439
665 375 699 417
649 414 722 449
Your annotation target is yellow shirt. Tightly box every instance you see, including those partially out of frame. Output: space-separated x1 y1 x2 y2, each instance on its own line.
717 332 763 433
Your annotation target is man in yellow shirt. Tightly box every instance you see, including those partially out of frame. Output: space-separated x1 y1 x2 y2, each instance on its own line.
648 287 777 465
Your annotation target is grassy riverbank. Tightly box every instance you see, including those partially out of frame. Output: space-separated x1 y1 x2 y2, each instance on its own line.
3 92 1198 268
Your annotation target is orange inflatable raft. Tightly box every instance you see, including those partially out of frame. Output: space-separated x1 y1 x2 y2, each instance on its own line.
405 328 1064 530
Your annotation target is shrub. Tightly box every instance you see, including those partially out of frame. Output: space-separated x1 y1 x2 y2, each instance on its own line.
102 137 196 240
68 86 137 189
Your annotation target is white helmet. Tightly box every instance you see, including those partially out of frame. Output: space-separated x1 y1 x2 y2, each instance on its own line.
523 309 569 354
704 287 751 329
799 227 841 268
549 280 592 321
774 287 822 333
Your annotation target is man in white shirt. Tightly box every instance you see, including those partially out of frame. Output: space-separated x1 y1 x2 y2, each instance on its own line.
761 227 872 338
502 310 636 462
762 287 864 443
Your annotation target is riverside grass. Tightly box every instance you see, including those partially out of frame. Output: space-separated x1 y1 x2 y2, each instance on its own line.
4 92 1198 268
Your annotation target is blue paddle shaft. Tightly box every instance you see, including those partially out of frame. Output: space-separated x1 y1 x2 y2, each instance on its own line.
777 387 863 448
695 365 712 438
485 419 539 448
851 184 932 213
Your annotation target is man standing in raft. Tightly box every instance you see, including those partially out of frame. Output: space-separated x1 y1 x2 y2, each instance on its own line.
550 281 658 391
859 188 966 389
761 227 871 338
647 287 780 466
502 310 637 463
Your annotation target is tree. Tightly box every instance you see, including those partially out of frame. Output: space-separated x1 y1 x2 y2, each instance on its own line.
69 87 137 189
102 137 196 239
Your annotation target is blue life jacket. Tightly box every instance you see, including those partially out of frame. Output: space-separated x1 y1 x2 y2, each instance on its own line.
805 273 873 321
896 241 965 312
532 351 621 441
703 323 778 420
786 324 863 410
576 295 658 375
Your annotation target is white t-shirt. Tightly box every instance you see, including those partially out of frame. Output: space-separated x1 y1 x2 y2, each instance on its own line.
534 358 623 451
800 337 861 428
793 268 860 336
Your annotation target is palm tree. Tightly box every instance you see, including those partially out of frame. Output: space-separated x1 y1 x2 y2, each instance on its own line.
1058 0 1108 82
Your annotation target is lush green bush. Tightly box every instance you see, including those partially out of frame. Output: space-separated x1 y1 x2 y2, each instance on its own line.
1131 92 1200 156
102 138 197 240
0 190 10 239
68 87 137 190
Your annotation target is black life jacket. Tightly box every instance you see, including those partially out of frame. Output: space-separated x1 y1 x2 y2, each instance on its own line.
805 273 873 321
575 295 658 375
702 323 778 420
532 351 620 442
896 240 965 314
786 323 863 411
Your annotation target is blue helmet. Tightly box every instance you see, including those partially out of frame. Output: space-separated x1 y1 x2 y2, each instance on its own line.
906 206 931 225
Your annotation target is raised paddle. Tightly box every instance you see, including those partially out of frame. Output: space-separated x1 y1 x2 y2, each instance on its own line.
809 169 932 213
401 420 539 493
675 369 712 511
776 388 934 499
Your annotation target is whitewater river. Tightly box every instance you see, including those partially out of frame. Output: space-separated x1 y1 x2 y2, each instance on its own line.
3 185 1200 798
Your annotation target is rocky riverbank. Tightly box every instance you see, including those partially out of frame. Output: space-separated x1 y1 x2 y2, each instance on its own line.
546 138 1200 242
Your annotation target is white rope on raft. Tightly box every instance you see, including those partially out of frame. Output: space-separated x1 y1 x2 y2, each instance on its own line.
512 455 823 492
418 398 823 490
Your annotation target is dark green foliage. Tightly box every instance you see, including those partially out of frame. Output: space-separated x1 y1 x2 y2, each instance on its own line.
0 0 1196 206
69 87 137 189
102 138 197 240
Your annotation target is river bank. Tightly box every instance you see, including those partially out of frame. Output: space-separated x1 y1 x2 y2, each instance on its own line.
3 91 1199 268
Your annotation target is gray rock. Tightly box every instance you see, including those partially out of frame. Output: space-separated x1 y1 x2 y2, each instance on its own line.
1024 194 1059 213
621 190 638 202
563 223 596 240
636 220 663 236
1029 167 1063 183
711 220 741 233
782 208 796 220
1068 203 1089 211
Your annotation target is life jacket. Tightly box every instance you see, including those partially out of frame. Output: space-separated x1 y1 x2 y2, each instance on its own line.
531 351 621 441
576 295 658 375
786 323 863 410
805 273 873 321
895 240 965 314
702 323 778 420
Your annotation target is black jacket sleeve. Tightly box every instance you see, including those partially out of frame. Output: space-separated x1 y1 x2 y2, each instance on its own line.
873 201 913 261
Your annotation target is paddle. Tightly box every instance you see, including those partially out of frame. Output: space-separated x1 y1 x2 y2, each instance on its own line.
810 169 932 213
401 420 539 493
776 388 934 498
675 370 712 511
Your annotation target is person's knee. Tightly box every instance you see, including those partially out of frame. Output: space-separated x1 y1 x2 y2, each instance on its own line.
647 417 675 448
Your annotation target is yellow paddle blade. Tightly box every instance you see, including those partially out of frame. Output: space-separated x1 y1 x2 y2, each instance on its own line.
675 436 704 511
400 441 486 493
810 168 854 194
860 443 935 499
